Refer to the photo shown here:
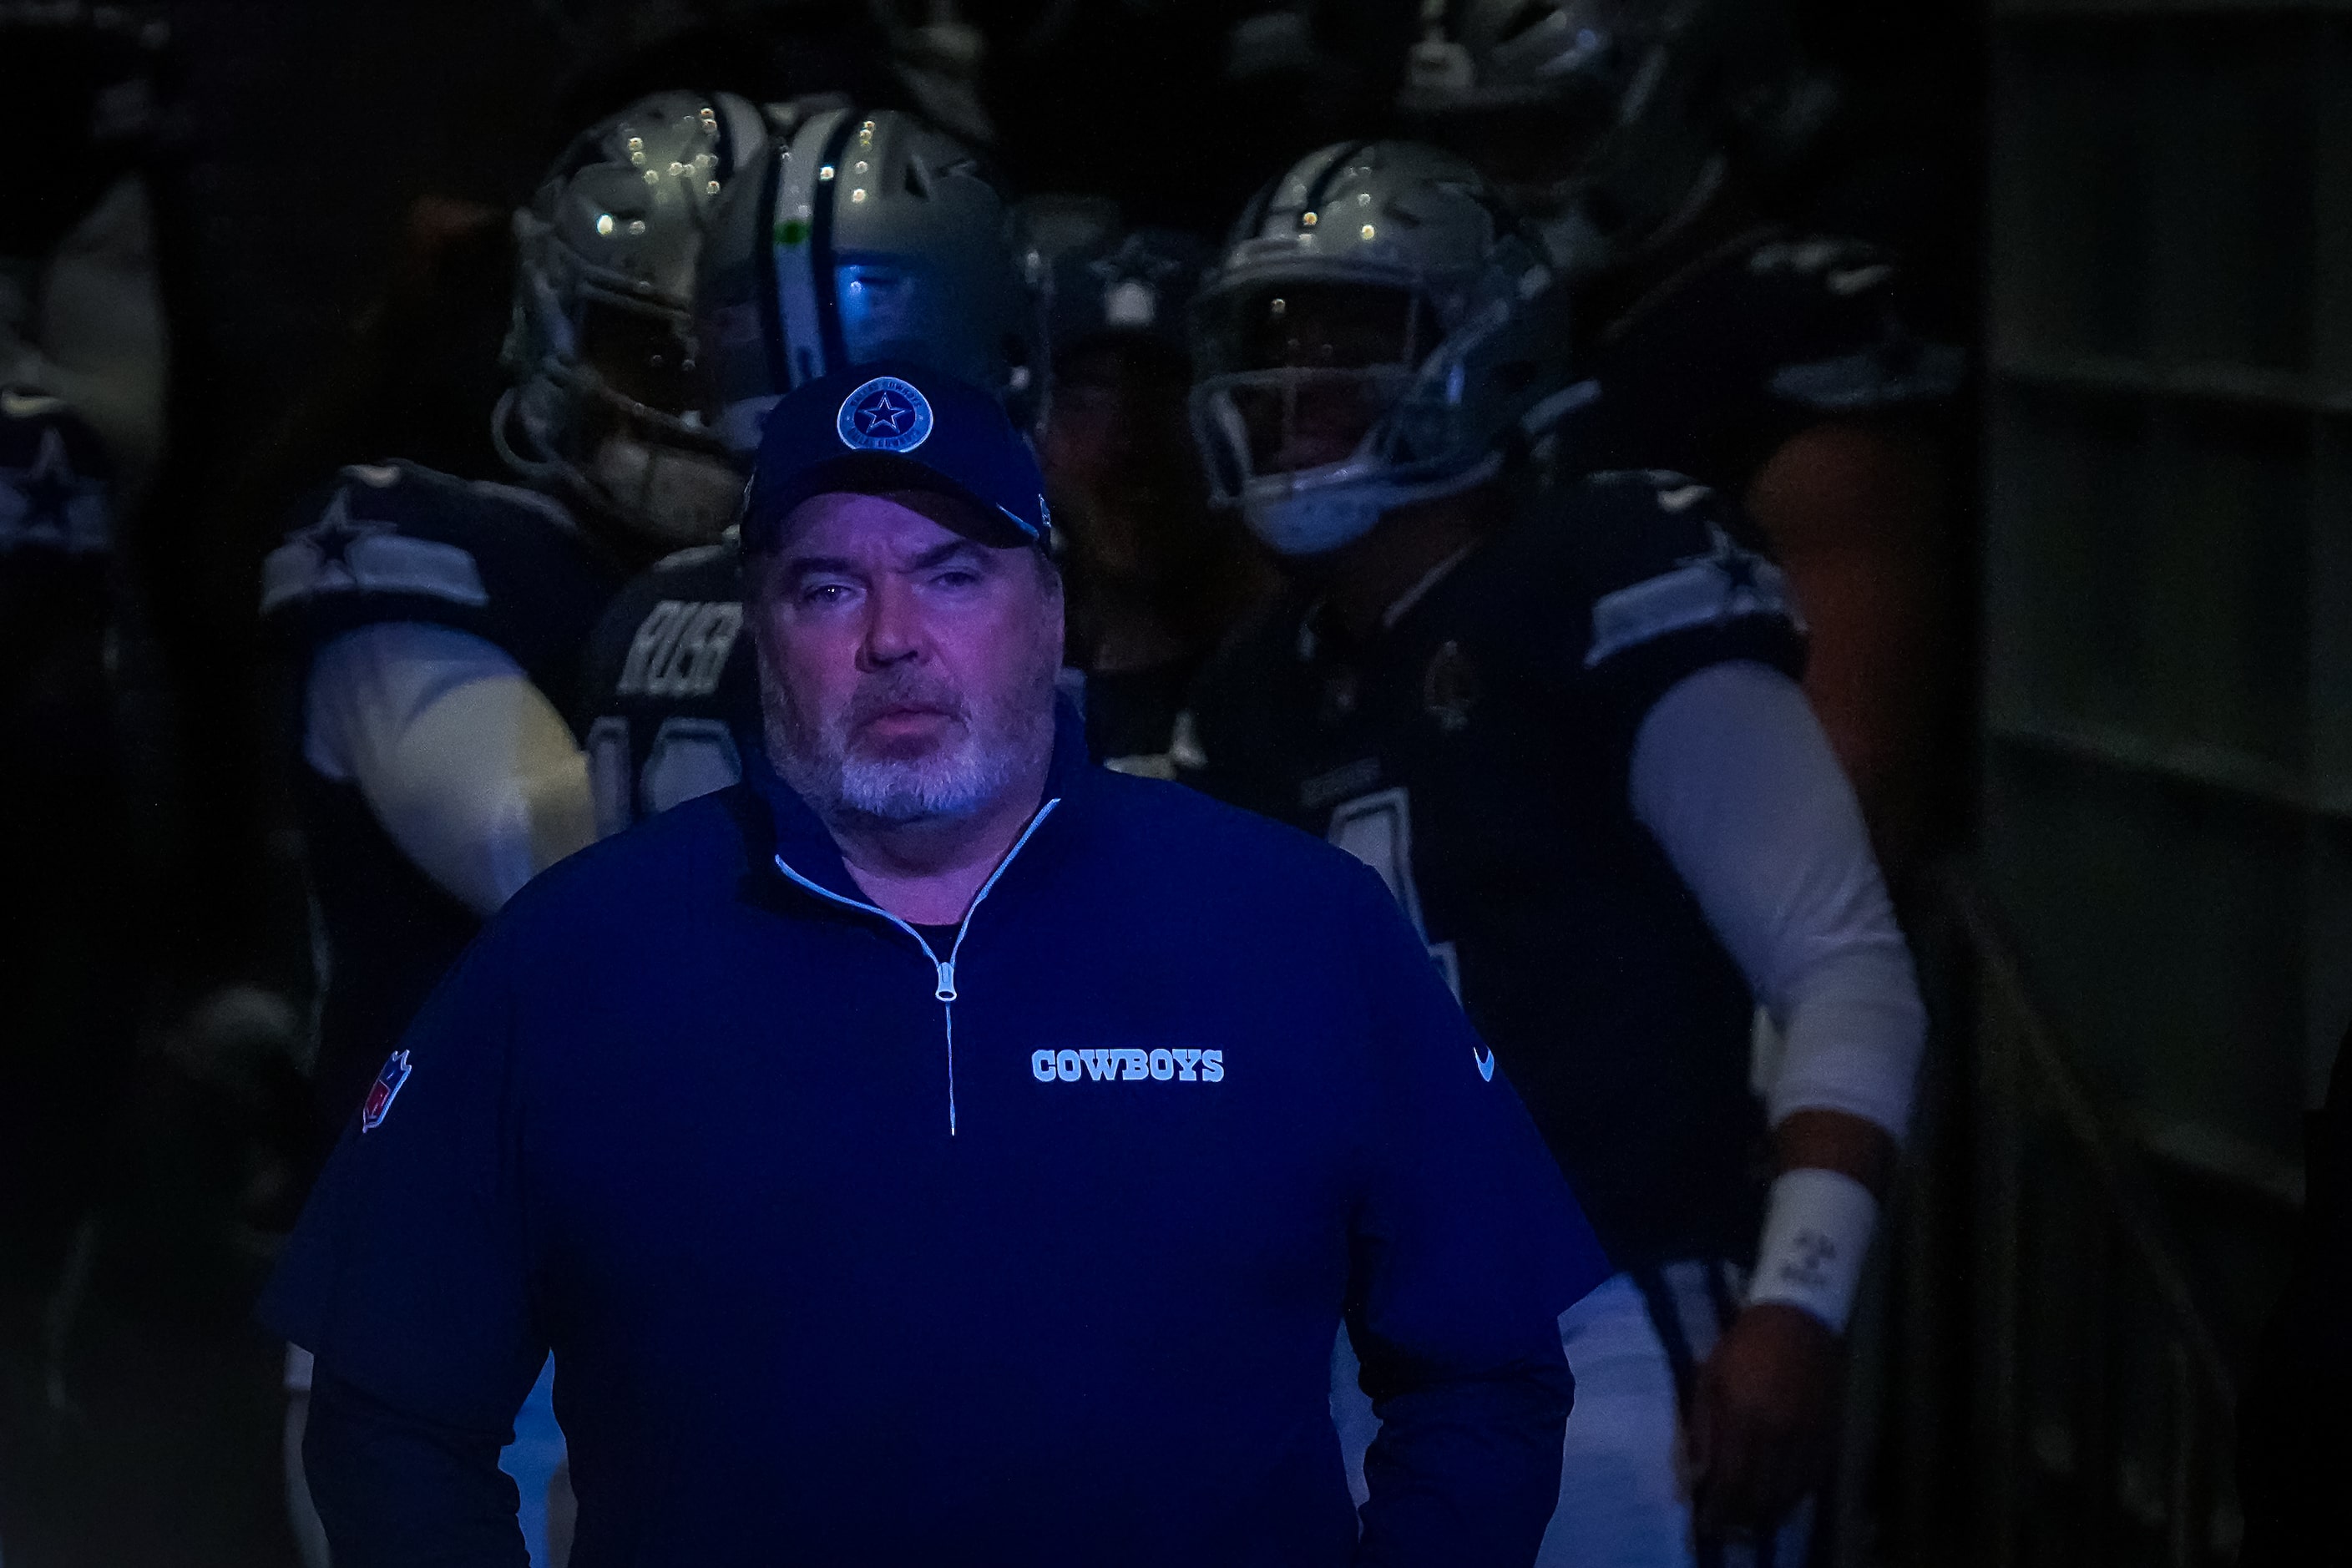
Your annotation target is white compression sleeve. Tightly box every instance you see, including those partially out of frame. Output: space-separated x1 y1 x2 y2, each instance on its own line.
304 623 595 918
1627 660 1925 1142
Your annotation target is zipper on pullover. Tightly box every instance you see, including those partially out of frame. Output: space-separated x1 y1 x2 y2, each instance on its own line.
770 798 1060 1136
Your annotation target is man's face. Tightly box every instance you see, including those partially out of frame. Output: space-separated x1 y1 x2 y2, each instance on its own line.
1039 341 1204 591
748 489 1063 827
1231 282 1437 475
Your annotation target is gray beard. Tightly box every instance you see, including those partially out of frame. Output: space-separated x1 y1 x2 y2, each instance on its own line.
766 660 1056 831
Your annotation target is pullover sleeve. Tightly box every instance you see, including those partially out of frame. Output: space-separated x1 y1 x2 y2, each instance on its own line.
305 1367 529 1568
260 921 547 1560
1339 869 1610 1566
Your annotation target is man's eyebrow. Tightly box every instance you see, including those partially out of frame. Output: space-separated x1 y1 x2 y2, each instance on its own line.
777 539 989 583
780 554 858 583
903 538 990 573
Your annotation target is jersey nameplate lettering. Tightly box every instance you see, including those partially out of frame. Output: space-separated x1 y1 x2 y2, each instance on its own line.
616 599 744 699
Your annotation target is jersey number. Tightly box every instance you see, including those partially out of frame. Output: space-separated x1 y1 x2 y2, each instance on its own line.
1327 787 1461 999
586 716 743 838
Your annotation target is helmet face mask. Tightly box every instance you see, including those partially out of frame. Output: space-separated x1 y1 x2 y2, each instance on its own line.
569 288 714 422
1204 281 1442 478
586 433 743 549
1189 143 1570 558
501 89 767 545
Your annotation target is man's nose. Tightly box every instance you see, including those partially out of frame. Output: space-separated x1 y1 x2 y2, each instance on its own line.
857 577 927 669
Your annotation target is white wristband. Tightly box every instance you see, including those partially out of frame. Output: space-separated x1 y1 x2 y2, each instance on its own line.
1745 1166 1879 1333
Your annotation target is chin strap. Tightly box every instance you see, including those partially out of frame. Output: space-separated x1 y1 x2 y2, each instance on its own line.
1242 450 1502 559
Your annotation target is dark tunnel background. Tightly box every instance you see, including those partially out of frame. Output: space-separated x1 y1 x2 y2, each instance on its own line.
13 2 2344 1565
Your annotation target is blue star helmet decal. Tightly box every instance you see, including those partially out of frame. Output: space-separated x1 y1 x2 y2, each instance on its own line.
836 376 935 453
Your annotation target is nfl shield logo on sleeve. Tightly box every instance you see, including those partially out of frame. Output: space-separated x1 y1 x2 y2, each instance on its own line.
362 1050 412 1132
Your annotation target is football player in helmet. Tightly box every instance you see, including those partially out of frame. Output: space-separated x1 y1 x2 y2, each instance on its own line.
261 89 773 1568
1181 140 1925 1568
1399 0 1965 875
574 102 1039 837
1022 196 1272 776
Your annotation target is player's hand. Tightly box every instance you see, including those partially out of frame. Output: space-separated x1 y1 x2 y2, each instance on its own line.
1687 1301 1842 1540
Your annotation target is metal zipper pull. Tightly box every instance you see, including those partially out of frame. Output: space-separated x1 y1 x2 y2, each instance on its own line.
934 960 957 1003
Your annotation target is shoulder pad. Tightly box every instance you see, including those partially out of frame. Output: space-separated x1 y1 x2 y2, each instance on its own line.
0 388 113 557
1739 235 1966 412
1555 472 1803 670
260 463 580 616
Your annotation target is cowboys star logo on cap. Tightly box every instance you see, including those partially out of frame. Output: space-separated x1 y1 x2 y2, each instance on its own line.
836 375 934 453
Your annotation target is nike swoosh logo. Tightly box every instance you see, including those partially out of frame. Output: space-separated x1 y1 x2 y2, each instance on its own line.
1473 1043 1495 1082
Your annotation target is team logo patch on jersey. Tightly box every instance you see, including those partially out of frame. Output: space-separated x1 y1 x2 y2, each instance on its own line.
361 1050 412 1132
837 377 933 453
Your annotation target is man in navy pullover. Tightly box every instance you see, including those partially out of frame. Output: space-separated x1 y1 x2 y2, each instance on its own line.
262 362 1608 1566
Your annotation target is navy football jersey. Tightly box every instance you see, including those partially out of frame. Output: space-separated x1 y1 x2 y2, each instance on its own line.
262 462 625 1141
1181 471 1806 1270
1572 229 1965 498
573 537 758 838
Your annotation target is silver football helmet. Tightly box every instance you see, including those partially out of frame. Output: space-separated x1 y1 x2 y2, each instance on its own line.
1398 0 1837 273
695 104 1039 455
1188 140 1576 557
498 89 771 546
1020 195 1211 364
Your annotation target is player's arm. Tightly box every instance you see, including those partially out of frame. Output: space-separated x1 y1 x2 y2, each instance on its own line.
306 622 596 917
1626 657 1925 1532
1743 418 1946 876
1340 868 1607 1566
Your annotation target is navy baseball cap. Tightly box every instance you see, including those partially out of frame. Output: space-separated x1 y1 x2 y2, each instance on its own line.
741 360 1051 552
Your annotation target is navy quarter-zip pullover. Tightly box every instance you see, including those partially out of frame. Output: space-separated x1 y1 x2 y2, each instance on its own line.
263 706 1609 1567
